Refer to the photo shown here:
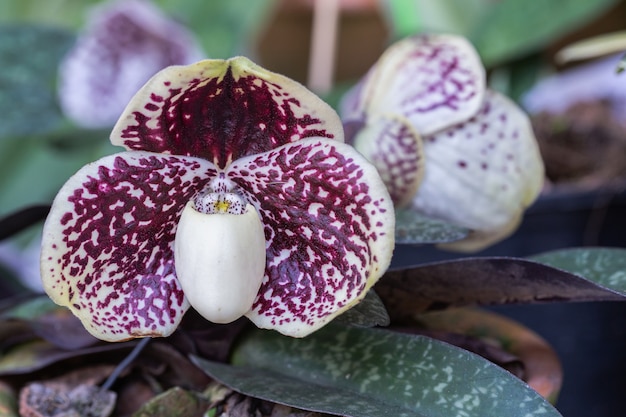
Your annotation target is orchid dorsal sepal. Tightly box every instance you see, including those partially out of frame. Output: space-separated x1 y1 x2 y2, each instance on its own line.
174 199 266 324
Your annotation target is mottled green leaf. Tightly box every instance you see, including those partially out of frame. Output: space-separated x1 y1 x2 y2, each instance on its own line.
471 0 619 65
195 324 561 417
376 257 625 320
332 290 389 328
395 209 468 245
0 25 75 139
530 247 626 295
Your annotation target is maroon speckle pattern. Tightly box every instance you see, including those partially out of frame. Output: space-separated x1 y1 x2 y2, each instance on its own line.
44 152 216 339
396 36 479 118
228 140 390 330
341 34 484 139
118 66 335 169
359 117 422 207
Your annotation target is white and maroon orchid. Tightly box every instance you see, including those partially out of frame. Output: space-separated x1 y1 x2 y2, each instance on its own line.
41 57 395 342
341 34 544 251
58 0 204 128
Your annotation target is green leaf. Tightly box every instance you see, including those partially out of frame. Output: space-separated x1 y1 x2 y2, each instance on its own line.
470 0 619 66
530 247 626 295
332 290 389 328
195 324 561 417
0 133 113 217
376 257 626 320
395 209 468 245
0 25 75 139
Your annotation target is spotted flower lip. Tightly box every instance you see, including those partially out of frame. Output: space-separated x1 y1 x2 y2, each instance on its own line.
58 0 204 128
41 56 395 342
341 34 544 252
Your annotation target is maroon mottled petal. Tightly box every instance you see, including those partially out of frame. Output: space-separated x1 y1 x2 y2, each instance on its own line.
341 34 485 136
226 138 395 337
352 114 424 207
58 0 204 128
111 57 344 169
40 151 217 341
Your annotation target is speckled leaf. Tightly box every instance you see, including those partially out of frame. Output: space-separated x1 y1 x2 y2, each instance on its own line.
332 290 389 328
341 34 485 137
112 57 343 169
0 25 74 138
40 151 217 341
530 247 626 294
395 210 468 245
195 324 561 417
376 257 626 320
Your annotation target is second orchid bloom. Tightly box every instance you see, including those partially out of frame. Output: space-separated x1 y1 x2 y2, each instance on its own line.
341 34 545 251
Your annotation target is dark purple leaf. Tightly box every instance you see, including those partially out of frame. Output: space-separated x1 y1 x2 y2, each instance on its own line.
376 257 626 320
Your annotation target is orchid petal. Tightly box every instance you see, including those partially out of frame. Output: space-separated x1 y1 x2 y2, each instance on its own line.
411 90 544 252
111 57 344 169
341 34 485 136
226 138 395 337
351 114 424 207
40 151 217 341
174 202 266 324
58 0 204 128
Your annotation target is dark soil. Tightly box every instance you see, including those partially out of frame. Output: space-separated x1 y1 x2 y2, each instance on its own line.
531 100 626 190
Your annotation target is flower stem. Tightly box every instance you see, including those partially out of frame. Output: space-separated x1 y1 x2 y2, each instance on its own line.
101 337 152 391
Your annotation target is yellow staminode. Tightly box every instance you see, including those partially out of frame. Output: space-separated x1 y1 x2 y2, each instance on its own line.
214 200 231 213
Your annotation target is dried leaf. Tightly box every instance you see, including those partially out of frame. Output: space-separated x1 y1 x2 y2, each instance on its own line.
19 382 115 417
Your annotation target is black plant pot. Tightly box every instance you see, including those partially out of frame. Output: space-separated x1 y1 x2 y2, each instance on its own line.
392 187 626 417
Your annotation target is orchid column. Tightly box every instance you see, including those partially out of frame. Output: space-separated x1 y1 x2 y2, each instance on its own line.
41 57 395 342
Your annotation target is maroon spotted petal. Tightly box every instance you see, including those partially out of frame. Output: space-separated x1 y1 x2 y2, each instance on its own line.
351 114 424 207
341 34 485 136
226 138 395 337
111 57 344 169
40 151 217 341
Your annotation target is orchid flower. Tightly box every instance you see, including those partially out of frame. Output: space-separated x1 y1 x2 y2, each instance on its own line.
58 0 204 128
40 57 395 342
341 34 545 251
